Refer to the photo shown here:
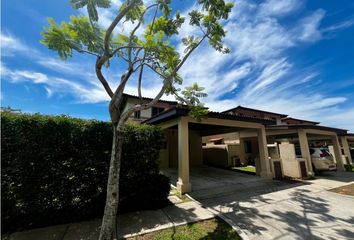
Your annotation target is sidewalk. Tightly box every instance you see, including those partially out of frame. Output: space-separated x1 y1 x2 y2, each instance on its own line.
4 198 215 240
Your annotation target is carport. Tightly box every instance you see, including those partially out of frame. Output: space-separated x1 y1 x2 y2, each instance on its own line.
144 107 275 194
265 125 347 175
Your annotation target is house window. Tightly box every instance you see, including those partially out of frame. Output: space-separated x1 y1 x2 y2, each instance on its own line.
151 107 165 116
244 141 252 153
134 111 141 119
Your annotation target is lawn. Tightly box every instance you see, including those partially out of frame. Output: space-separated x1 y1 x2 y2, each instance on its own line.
231 166 256 174
126 218 241 240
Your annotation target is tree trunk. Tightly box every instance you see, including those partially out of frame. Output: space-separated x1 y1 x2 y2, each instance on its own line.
99 126 124 240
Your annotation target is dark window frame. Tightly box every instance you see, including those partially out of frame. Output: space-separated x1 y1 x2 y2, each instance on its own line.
134 111 141 119
151 107 165 116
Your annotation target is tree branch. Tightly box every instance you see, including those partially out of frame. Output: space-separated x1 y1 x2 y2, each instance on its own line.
109 67 134 123
104 0 140 56
95 56 114 98
173 34 207 75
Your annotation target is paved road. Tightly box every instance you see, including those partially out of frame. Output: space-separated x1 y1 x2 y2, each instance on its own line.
170 167 354 240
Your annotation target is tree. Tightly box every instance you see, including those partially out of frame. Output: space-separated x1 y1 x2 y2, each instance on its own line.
41 0 233 239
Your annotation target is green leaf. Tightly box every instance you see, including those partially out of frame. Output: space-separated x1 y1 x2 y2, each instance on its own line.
40 18 77 60
40 16 105 59
119 1 144 23
70 0 111 22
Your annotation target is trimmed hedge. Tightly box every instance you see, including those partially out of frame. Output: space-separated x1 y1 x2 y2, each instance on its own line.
344 164 354 172
1 112 170 233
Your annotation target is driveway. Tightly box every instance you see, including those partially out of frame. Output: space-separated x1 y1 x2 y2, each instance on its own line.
164 167 354 240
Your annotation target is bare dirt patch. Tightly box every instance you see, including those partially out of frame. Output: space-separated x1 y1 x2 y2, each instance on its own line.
329 183 354 196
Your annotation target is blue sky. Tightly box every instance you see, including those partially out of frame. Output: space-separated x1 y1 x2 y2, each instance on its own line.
1 0 354 131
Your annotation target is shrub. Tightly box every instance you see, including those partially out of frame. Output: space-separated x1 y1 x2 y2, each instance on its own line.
344 164 354 172
1 112 170 233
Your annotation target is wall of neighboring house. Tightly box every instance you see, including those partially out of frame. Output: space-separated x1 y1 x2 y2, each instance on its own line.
202 132 240 144
239 137 259 165
124 98 175 123
202 144 241 167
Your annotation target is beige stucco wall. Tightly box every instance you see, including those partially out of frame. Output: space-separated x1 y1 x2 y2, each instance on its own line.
278 142 303 178
202 145 229 167
123 98 175 123
124 99 152 121
240 137 259 165
202 144 241 167
189 130 203 166
202 132 240 144
169 129 178 168
159 128 203 168
158 129 178 168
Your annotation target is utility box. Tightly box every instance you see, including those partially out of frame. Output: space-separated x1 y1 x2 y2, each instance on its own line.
341 155 349 165
328 145 336 163
279 142 306 179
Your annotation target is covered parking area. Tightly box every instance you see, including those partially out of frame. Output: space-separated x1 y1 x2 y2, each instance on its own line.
144 107 275 194
265 125 347 176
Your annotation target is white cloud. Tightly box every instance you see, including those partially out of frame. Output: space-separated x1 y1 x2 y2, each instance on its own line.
243 58 291 98
1 32 37 56
172 0 353 131
322 18 354 32
2 67 110 103
294 9 326 42
2 1 353 131
258 0 303 17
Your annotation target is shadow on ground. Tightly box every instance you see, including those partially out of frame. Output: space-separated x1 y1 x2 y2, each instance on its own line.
164 166 354 240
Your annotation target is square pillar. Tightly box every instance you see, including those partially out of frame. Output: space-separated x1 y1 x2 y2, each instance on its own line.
257 127 272 179
341 136 353 165
331 135 345 171
298 129 314 176
177 117 191 194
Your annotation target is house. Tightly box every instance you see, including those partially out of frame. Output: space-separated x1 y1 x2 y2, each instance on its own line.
222 106 352 176
122 95 353 193
122 93 177 123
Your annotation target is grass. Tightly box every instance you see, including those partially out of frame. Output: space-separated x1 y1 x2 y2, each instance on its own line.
329 183 354 196
169 188 191 203
126 218 241 240
231 166 256 174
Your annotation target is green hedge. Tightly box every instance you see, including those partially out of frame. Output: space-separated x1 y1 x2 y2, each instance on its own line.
344 164 354 172
1 112 170 233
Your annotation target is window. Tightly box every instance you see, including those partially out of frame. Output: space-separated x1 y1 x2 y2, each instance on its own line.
244 141 252 153
151 107 165 116
320 149 330 157
134 111 141 119
295 147 302 156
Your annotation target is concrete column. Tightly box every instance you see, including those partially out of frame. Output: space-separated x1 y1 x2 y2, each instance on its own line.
331 135 345 171
257 127 272 179
177 117 191 194
341 136 353 165
298 129 314 176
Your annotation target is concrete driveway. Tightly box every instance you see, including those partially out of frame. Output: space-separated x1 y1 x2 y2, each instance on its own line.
164 167 354 240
